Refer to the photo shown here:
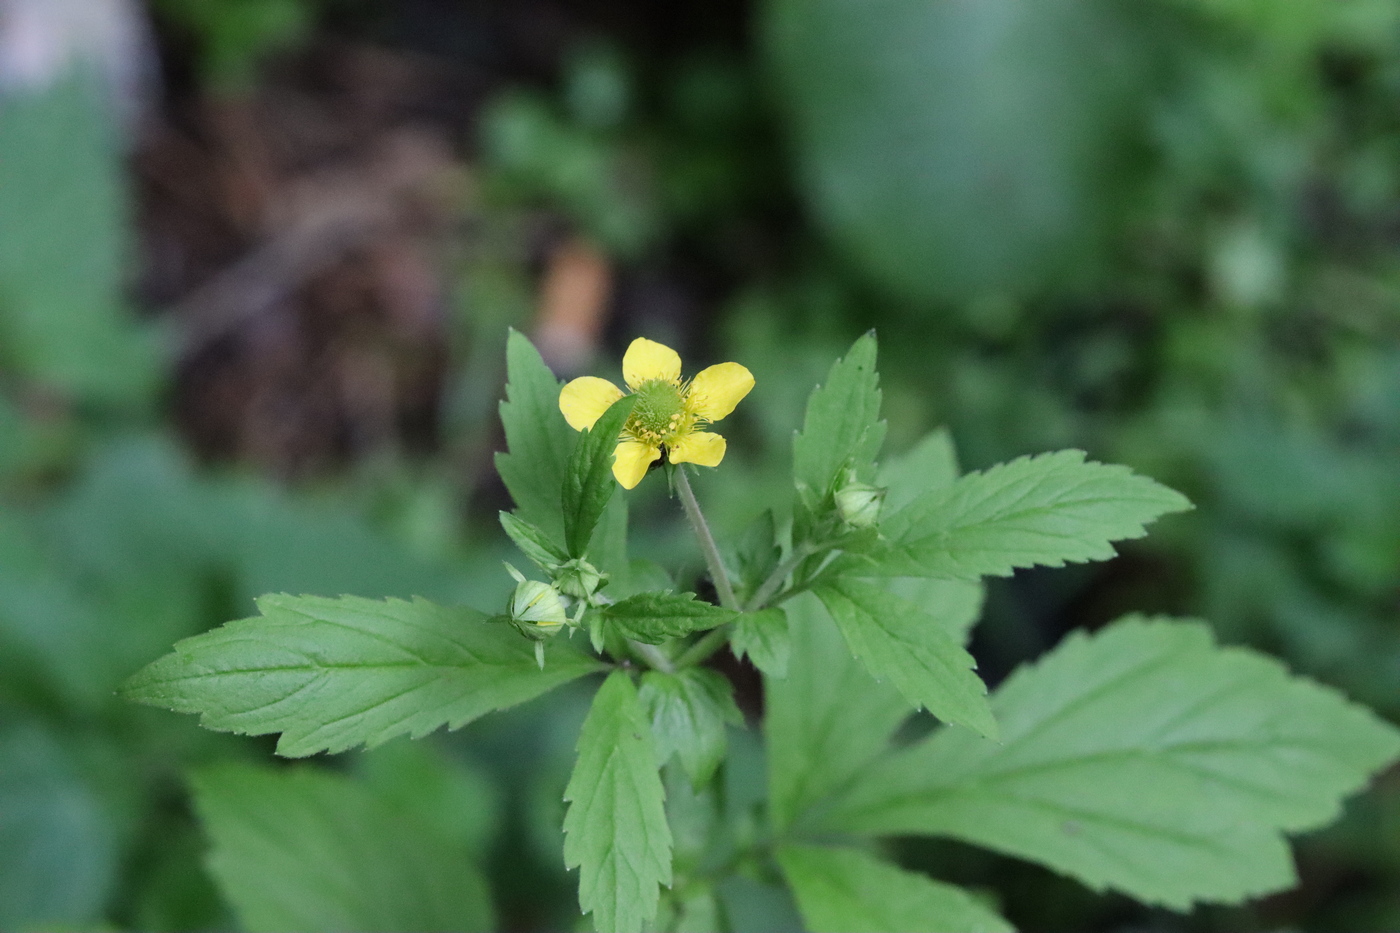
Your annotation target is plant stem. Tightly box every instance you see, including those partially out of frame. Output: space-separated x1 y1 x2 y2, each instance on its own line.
629 639 675 674
674 466 740 611
673 624 732 670
743 544 816 612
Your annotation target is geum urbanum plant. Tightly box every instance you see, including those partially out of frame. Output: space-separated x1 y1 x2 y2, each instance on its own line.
124 332 1400 933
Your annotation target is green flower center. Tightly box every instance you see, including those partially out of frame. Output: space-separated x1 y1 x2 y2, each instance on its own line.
627 379 691 445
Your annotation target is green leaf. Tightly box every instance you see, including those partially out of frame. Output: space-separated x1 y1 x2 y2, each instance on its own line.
778 844 1014 933
192 763 492 933
121 595 603 756
822 616 1400 909
640 669 743 788
725 509 781 603
766 0 1131 304
875 450 1192 579
887 577 985 647
793 332 885 506
563 394 636 557
878 427 960 514
500 511 568 571
0 76 156 403
766 594 910 831
495 330 574 539
563 671 673 933
731 607 791 678
0 724 118 931
599 591 735 645
816 578 995 738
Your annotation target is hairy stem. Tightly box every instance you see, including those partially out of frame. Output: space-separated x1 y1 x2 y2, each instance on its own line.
674 466 740 611
743 544 817 612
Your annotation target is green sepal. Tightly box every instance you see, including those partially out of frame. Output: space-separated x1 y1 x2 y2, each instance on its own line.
499 510 568 571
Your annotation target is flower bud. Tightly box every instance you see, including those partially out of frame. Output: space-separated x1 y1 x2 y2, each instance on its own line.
555 558 607 600
510 579 569 632
835 473 885 529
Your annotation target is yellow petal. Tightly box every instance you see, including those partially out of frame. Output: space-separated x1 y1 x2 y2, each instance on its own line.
668 431 726 467
686 362 754 423
612 439 661 489
623 338 682 390
559 377 624 432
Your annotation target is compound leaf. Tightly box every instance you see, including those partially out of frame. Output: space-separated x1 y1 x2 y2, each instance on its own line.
563 671 672 933
816 578 995 738
121 595 602 756
193 763 492 933
766 594 910 832
875 450 1191 579
599 591 735 645
822 616 1400 909
778 844 1013 933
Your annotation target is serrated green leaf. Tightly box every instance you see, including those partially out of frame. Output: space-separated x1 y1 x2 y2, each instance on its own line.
766 594 910 831
121 595 602 756
816 578 995 738
878 427 960 514
193 763 492 933
887 577 985 647
731 607 791 677
822 616 1400 909
495 330 573 539
778 844 1014 933
640 669 743 788
500 511 568 571
599 591 735 645
563 671 672 933
875 450 1192 579
793 332 885 505
563 394 636 557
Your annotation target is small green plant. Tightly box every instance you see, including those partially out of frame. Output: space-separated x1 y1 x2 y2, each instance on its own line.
124 331 1400 932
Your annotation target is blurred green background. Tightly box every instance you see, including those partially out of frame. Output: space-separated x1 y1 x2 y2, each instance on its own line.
2 0 1399 930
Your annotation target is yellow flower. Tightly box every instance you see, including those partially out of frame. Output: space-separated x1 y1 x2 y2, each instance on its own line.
559 338 754 489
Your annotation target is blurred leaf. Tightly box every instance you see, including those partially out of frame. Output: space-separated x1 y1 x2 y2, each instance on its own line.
0 75 155 403
193 763 492 933
765 594 908 832
356 738 501 856
122 595 603 756
823 617 1400 909
777 844 1013 933
563 671 672 933
816 578 996 738
879 428 960 514
0 723 119 931
640 668 742 788
766 0 1133 303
